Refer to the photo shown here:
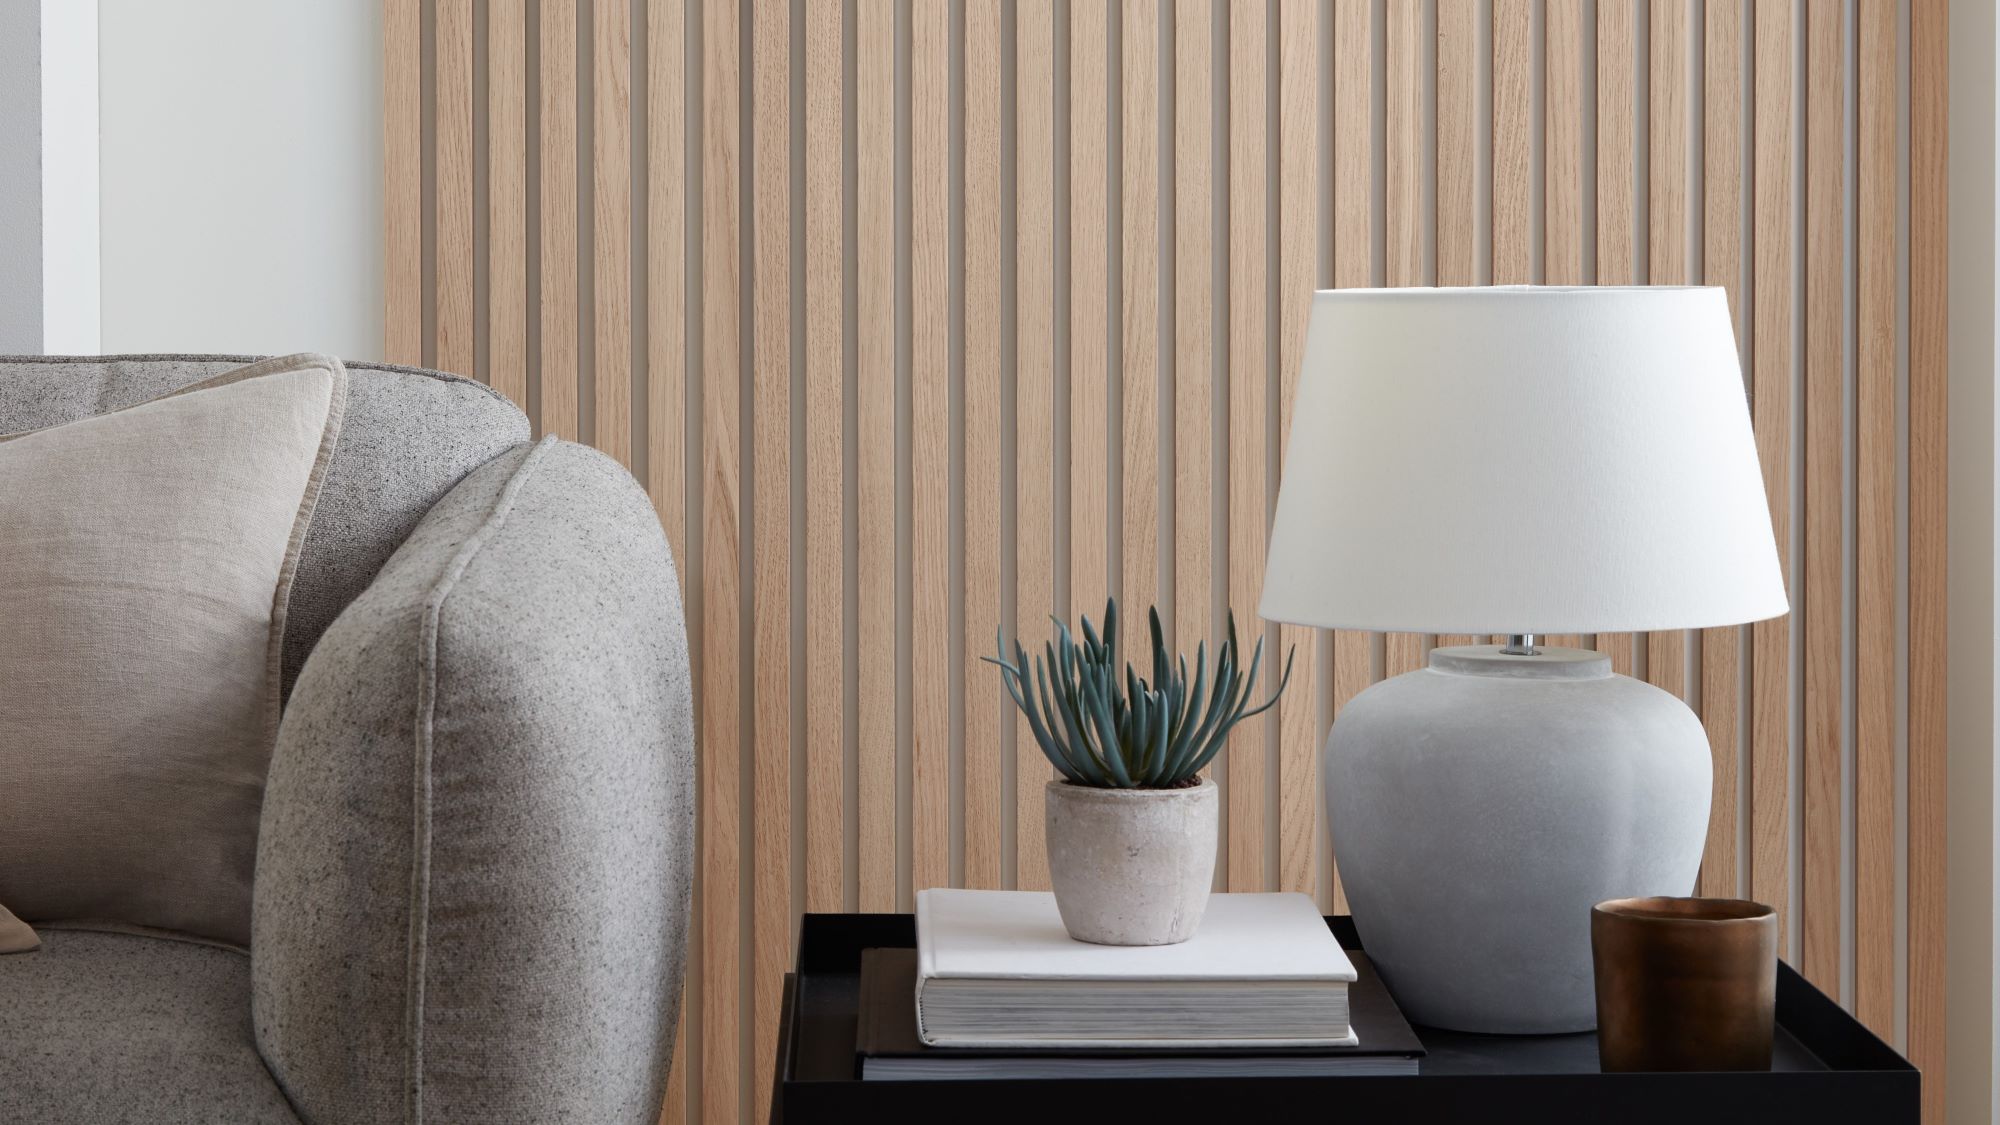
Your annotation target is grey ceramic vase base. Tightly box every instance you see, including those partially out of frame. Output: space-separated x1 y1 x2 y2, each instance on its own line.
1045 779 1218 946
1326 645 1710 1034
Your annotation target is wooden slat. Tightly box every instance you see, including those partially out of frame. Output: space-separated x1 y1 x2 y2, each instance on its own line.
1275 0 1320 903
1697 0 1742 901
747 0 790 1119
856 0 896 912
640 0 687 1089
1436 0 1474 288
384 0 421 364
1909 0 1947 1111
803 0 843 912
594 0 633 463
1174 0 1212 680
698 2 742 1121
1545 0 1582 286
648 0 687 569
1645 0 1688 703
1382 0 1423 678
1121 0 1161 622
1071 0 1110 635
1226 0 1269 892
909 0 950 900
540 0 580 439
1492 0 1531 285
1749 0 1793 959
964 0 1004 890
436 0 474 375
1529 0 1586 638
1801 0 1840 986
1591 0 1633 676
490 0 528 407
660 1008 686 1125
1015 0 1055 893
1329 0 1372 915
1854 0 1894 1036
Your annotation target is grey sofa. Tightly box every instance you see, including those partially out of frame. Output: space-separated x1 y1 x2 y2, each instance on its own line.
0 356 695 1123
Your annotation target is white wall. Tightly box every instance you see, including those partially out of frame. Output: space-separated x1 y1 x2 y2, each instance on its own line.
96 0 381 360
41 0 98 353
1 0 99 354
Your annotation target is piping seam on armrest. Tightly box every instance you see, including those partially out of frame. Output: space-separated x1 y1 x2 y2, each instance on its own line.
404 435 559 1125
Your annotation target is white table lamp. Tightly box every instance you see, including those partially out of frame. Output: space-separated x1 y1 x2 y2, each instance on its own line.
1260 286 1786 1034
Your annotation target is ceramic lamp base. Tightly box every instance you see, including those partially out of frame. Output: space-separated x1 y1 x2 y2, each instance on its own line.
1325 645 1710 1034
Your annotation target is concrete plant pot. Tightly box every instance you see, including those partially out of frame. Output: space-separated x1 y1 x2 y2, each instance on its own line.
1044 778 1218 946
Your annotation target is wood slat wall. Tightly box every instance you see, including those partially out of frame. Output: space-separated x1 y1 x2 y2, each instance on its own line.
382 3 1949 1122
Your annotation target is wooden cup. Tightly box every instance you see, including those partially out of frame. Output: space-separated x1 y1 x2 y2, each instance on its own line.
1591 897 1778 1072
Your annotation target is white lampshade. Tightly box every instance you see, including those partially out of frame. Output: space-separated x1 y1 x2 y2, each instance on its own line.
1259 286 1787 636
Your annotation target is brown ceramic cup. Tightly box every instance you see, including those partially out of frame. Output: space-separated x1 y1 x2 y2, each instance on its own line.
1591 897 1778 1072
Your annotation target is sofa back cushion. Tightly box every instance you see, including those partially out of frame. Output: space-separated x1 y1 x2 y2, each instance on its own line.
0 354 530 701
0 355 346 946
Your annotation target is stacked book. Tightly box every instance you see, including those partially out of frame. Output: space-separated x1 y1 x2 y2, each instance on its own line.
857 889 1422 1081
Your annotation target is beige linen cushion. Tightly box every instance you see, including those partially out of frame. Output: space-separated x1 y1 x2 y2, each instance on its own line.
0 353 347 947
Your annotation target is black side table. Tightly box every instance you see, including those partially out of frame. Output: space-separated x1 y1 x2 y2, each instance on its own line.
771 913 1917 1125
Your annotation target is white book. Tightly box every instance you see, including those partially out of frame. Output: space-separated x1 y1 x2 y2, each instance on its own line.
914 889 1359 1049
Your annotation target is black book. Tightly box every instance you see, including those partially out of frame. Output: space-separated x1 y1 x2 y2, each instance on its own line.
856 946 1425 1081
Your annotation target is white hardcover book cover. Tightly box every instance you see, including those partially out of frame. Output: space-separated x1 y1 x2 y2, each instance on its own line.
913 890 1358 1048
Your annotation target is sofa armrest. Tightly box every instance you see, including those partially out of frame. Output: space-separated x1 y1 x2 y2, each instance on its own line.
251 437 694 1125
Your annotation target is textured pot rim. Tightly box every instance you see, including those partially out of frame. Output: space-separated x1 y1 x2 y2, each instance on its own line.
1044 777 1217 801
1593 896 1776 925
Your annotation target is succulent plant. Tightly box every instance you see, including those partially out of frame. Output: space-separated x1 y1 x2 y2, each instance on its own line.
986 598 1293 789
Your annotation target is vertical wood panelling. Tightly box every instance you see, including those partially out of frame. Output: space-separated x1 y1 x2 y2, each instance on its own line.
384 0 421 365
909 0 950 903
1226 0 1269 892
1382 0 1423 679
697 3 743 1121
1275 0 1319 903
964 0 1003 891
490 0 528 407
393 4 1953 1113
1174 0 1213 673
436 0 474 375
1698 0 1742 902
1545 0 1582 287
1645 0 1687 703
1071 1 1110 624
1910 3 1949 1118
1437 0 1475 290
1592 0 1634 677
1122 0 1161 623
746 0 789 1118
1329 0 1372 728
1065 0 1114 882
857 0 897 912
540 0 580 439
1492 0 1531 285
802 0 843 914
1328 0 1371 918
648 0 688 581
1749 0 1793 959
1854 0 1895 1037
594 0 634 463
1802 0 1840 986
1014 0 1056 892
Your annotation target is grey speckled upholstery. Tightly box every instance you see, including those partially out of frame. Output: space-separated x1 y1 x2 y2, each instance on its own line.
0 931 299 1123
0 359 692 1124
254 437 694 1124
